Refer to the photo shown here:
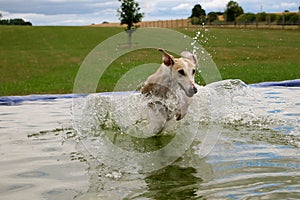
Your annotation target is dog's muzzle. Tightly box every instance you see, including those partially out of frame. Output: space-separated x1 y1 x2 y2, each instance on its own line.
186 86 197 97
178 83 198 97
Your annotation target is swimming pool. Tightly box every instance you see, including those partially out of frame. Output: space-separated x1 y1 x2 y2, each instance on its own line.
0 79 299 199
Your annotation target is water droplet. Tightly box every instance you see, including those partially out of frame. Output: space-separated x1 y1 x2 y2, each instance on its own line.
105 171 122 179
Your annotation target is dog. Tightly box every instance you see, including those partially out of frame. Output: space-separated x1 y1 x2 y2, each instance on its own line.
141 48 198 123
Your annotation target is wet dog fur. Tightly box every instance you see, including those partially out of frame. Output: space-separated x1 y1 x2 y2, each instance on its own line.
141 49 198 122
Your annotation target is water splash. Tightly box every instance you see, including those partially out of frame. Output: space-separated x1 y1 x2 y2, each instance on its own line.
73 79 292 139
71 79 300 174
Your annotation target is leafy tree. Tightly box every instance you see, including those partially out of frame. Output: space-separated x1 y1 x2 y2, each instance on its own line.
190 4 206 24
276 12 299 25
269 14 277 22
260 13 276 23
224 1 244 22
190 4 206 18
0 18 32 26
256 12 267 22
190 17 200 25
236 13 256 23
207 12 219 23
117 0 143 30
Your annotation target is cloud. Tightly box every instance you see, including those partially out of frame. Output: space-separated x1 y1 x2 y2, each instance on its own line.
0 9 115 26
93 1 119 7
0 0 299 25
281 2 298 9
200 0 227 12
0 0 116 15
0 0 120 25
172 3 191 11
47 0 96 2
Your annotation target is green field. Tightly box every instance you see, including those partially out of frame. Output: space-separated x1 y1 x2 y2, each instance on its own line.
0 26 299 96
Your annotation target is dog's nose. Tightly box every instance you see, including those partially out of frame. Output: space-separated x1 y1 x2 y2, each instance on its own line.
193 86 198 94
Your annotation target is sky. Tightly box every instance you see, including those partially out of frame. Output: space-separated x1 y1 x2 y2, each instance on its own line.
0 0 299 26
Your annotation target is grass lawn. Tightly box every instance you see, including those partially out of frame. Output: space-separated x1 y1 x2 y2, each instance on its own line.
180 28 300 84
0 26 299 96
0 26 123 96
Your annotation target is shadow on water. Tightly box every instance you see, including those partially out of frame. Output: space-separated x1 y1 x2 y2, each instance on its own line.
74 140 212 200
70 116 214 199
143 165 203 200
24 121 212 199
26 124 300 200
106 130 175 153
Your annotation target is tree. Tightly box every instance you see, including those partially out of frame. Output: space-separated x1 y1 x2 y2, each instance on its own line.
224 1 244 22
207 12 219 23
256 12 267 22
191 4 206 18
276 12 299 25
117 0 143 30
0 18 32 26
236 13 256 23
190 4 206 25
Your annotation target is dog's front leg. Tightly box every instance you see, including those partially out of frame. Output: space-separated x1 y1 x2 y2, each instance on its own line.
175 96 192 120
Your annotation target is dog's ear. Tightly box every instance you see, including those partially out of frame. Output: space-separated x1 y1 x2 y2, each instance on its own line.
158 48 175 66
181 51 198 65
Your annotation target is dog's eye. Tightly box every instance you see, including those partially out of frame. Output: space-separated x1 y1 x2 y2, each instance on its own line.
192 69 196 75
178 69 185 76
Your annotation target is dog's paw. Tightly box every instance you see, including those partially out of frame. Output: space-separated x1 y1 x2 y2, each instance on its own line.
176 113 182 121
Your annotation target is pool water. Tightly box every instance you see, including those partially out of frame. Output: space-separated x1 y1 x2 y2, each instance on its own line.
0 79 299 199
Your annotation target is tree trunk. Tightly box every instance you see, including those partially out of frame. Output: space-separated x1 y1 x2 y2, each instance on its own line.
126 29 136 48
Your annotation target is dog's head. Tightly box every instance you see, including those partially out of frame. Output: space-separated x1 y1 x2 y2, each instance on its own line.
159 48 198 97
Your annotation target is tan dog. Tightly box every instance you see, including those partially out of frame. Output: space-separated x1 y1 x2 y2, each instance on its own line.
141 48 198 122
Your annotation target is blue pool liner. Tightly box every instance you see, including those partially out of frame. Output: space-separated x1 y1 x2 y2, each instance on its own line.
1 79 299 106
249 79 300 87
0 94 87 106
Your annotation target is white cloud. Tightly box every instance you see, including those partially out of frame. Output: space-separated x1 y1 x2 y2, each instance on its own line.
0 0 299 25
200 0 227 12
172 3 191 11
0 10 114 25
281 2 297 9
91 1 119 9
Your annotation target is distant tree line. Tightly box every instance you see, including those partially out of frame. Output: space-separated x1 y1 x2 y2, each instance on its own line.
0 16 32 26
190 1 300 25
235 12 299 25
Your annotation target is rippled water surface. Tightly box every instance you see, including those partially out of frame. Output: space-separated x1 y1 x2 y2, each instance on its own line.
0 80 299 199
